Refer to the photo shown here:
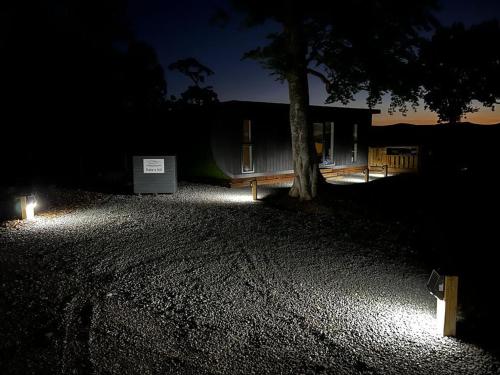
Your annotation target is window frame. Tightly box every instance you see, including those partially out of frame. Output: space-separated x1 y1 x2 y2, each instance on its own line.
242 119 254 173
352 123 359 163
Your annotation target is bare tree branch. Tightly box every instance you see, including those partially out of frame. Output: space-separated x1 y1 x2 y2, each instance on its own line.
307 68 333 93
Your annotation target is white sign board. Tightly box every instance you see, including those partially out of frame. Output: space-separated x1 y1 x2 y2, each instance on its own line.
143 159 165 174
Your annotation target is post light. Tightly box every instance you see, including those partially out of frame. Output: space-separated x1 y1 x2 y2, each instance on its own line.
427 270 459 337
250 179 258 201
19 194 37 220
426 269 444 300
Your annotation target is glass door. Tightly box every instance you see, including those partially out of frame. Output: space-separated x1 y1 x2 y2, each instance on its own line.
313 122 335 166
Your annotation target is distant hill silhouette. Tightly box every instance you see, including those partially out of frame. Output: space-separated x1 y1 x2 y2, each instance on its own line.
377 121 500 127
369 122 500 147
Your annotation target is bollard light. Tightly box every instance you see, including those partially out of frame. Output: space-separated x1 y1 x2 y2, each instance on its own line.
250 179 258 201
427 269 458 337
363 168 370 183
19 194 37 220
426 269 444 300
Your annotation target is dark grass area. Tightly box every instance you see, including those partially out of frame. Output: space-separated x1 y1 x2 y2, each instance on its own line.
262 171 500 357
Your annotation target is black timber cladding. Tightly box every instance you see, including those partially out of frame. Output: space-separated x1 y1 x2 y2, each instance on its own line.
211 101 377 178
133 155 177 194
211 102 294 178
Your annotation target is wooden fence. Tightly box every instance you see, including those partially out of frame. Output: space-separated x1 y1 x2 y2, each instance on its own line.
369 146 419 174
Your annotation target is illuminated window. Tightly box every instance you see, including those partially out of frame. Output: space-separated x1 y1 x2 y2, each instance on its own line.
242 119 254 173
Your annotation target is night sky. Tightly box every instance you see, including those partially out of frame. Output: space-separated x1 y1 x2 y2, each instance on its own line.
128 0 500 125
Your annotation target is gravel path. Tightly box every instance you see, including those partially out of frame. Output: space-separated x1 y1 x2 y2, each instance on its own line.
1 183 498 374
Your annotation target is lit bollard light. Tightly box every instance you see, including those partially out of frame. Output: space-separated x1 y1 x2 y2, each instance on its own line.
250 179 258 201
427 269 459 337
19 194 37 220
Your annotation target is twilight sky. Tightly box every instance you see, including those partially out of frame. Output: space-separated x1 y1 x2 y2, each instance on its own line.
128 0 500 125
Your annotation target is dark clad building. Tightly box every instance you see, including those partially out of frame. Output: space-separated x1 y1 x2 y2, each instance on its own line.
173 101 379 186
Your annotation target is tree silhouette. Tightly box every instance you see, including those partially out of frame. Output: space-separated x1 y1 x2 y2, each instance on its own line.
226 0 437 200
169 58 214 86
1 1 129 115
169 58 219 106
0 0 167 147
113 41 167 116
420 20 500 124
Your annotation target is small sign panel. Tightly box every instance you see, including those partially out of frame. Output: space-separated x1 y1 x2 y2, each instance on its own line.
143 159 165 174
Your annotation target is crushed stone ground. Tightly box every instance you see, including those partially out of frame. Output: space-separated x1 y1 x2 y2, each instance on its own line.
1 183 499 374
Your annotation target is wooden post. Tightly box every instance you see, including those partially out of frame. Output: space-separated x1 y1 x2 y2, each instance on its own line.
364 168 369 183
20 196 28 220
19 196 35 220
436 276 459 337
251 179 258 201
383 165 388 178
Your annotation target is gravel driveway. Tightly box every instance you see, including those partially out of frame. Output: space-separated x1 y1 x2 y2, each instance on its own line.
1 183 498 374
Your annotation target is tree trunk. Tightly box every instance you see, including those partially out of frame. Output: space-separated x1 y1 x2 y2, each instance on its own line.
287 71 320 200
285 14 322 200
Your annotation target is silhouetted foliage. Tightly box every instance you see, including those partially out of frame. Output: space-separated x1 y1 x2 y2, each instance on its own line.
1 1 125 113
169 58 219 106
0 0 166 146
226 0 438 200
169 58 214 86
0 0 168 189
113 41 167 116
178 85 219 106
420 20 500 124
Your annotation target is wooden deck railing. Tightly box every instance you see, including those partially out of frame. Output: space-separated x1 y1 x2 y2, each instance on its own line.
369 146 419 173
